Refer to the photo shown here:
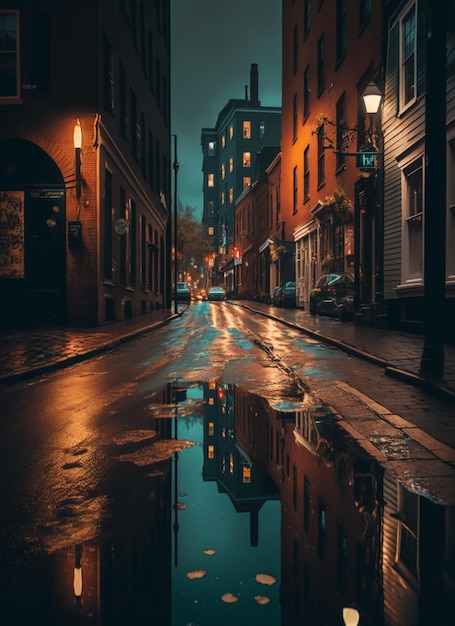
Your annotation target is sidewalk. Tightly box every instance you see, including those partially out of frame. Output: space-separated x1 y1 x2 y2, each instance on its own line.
1 301 454 402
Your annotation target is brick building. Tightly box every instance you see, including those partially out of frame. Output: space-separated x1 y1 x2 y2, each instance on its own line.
0 0 171 327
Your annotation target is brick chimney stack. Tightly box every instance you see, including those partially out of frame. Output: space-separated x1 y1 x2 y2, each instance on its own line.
250 63 259 104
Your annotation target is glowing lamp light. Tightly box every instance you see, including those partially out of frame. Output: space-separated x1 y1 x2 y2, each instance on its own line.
73 567 83 597
343 607 360 626
73 118 82 149
362 81 382 115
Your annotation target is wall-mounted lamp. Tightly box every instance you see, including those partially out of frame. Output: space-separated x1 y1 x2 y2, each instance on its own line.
73 118 82 199
343 607 360 626
313 80 382 155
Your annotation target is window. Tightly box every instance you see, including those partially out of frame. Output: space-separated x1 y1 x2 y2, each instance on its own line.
303 475 310 533
243 152 251 167
130 88 137 158
103 34 115 112
396 486 419 582
336 93 346 169
304 0 311 37
243 121 251 138
293 24 299 71
293 93 298 141
336 0 347 64
221 163 225 180
317 499 327 558
103 170 113 280
229 157 234 173
119 62 127 137
229 125 234 140
400 3 416 108
0 10 20 102
208 201 215 215
208 141 215 156
293 165 298 213
303 65 310 120
208 226 214 236
207 445 214 459
317 35 325 94
304 146 310 201
208 173 214 187
229 187 234 203
221 135 226 148
259 122 265 138
317 125 325 187
404 158 423 278
243 177 251 189
242 466 251 483
148 30 154 92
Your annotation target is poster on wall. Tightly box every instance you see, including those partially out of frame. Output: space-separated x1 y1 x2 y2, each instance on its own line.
0 190 25 278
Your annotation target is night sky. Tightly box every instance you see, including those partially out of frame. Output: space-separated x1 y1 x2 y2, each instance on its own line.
171 0 282 217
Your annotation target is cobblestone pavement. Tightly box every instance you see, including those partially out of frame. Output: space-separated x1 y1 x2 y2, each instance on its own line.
1 300 455 500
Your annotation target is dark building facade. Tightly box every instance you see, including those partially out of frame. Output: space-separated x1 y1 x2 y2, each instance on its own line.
201 64 281 288
0 0 171 327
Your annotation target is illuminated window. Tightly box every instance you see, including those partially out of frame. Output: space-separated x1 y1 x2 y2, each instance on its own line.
221 163 225 179
221 191 225 205
229 452 234 473
208 173 214 187
229 157 234 173
400 3 416 109
208 226 214 236
229 188 234 203
242 466 251 483
208 421 214 435
221 135 226 148
208 397 214 405
243 177 251 189
243 152 251 167
209 379 217 390
0 11 20 102
243 121 251 138
229 125 234 140
207 445 215 459
208 141 215 156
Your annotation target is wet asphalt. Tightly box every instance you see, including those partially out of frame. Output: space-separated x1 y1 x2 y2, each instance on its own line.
1 300 454 488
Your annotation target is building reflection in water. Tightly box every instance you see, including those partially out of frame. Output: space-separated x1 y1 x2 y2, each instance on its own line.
5 380 454 626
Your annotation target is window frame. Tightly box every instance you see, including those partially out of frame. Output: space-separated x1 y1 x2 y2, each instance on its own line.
399 2 417 112
0 10 20 103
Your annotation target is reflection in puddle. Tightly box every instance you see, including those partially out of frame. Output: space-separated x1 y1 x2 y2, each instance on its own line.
2 380 453 626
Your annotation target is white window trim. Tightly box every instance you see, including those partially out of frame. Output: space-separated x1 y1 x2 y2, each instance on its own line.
400 151 424 286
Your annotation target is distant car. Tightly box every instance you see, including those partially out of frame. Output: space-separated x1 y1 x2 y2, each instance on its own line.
272 281 296 307
176 281 191 301
309 272 355 320
194 287 207 301
207 286 226 301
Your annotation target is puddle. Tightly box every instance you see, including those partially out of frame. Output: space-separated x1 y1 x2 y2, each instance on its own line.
1 380 452 626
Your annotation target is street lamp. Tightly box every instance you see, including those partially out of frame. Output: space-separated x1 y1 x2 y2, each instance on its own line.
73 118 82 199
172 134 179 315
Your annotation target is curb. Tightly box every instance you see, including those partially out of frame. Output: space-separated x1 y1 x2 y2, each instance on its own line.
0 314 180 386
234 302 455 404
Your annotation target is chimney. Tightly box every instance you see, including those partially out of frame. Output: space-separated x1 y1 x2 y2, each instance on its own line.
250 63 259 103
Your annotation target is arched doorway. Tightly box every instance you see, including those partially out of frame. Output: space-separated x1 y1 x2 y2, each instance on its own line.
0 139 66 326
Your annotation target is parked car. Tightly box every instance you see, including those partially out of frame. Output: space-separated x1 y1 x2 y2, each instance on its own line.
309 272 355 320
272 281 296 307
207 286 226 301
176 281 191 301
272 285 282 306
